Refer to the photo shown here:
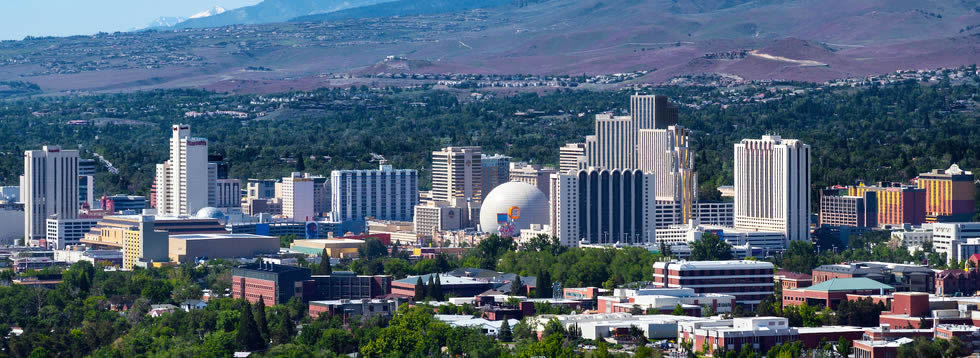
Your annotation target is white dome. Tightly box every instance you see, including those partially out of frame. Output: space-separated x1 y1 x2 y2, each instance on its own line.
479 182 549 235
196 207 225 220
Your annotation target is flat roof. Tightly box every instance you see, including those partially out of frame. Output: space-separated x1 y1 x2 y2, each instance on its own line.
654 260 775 270
394 273 487 286
171 233 276 240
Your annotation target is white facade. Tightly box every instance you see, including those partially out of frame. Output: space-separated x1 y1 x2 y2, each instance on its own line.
586 114 635 170
559 142 587 175
331 165 418 223
695 202 734 227
655 222 786 251
551 168 656 247
414 202 466 237
45 217 100 249
509 162 556 200
24 146 79 246
733 135 810 243
932 223 980 264
431 146 482 206
479 182 550 235
282 172 315 221
155 124 209 217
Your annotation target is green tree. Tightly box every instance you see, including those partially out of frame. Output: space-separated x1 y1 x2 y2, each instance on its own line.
236 301 264 351
358 238 388 260
671 304 686 316
510 276 525 295
498 319 513 342
271 309 295 345
537 270 552 298
254 296 269 342
318 248 332 275
836 337 851 357
414 276 425 301
690 232 733 261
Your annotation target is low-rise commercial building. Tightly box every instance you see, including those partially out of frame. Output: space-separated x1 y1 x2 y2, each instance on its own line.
932 222 980 264
391 274 495 298
535 313 706 340
290 238 365 258
81 215 172 270
307 272 392 300
308 299 399 319
811 262 935 293
783 278 896 308
597 288 736 315
46 217 100 250
169 233 279 263
678 317 864 354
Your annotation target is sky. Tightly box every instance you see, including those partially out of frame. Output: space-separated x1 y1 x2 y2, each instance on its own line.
0 0 262 41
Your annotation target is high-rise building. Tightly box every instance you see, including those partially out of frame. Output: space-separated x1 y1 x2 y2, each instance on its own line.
431 146 482 206
247 179 277 200
481 154 511 201
313 176 330 216
630 94 678 130
509 162 556 200
78 159 97 177
282 172 315 221
214 179 241 210
78 175 95 209
24 146 80 246
551 168 656 246
155 124 209 217
586 114 635 170
208 154 229 180
917 164 975 223
331 165 418 227
847 182 925 226
638 125 697 225
559 142 587 174
733 135 810 242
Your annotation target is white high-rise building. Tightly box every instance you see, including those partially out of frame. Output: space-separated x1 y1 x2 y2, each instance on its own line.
733 135 810 242
551 168 656 247
155 124 209 217
638 125 697 225
586 114 635 170
431 146 482 206
282 173 315 221
331 165 418 224
559 142 587 174
214 179 241 210
24 146 79 246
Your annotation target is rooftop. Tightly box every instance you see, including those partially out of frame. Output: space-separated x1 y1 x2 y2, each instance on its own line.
171 233 276 240
394 273 487 286
800 278 894 292
654 260 775 270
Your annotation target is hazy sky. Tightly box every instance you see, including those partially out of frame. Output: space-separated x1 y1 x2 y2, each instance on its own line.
0 0 262 41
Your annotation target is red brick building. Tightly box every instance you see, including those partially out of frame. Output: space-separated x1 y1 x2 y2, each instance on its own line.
231 262 311 304
783 278 895 309
775 270 813 290
652 260 775 307
935 269 980 296
678 317 863 354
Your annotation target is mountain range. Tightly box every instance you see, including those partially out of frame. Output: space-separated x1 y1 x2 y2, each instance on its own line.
141 6 227 30
173 0 390 28
2 0 977 94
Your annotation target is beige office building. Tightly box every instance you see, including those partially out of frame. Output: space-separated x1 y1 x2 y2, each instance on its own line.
169 233 279 263
559 142 587 174
638 125 697 224
24 146 79 246
431 146 482 206
733 135 810 242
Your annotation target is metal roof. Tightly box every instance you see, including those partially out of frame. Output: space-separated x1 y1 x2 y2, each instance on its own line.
804 277 894 292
